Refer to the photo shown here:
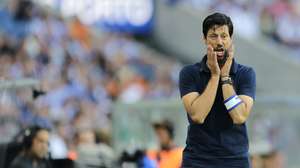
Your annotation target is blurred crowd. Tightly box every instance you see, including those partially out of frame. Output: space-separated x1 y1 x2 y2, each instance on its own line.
0 0 295 167
180 0 300 49
0 0 181 166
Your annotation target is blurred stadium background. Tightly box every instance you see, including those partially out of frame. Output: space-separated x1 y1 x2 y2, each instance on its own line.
0 0 299 167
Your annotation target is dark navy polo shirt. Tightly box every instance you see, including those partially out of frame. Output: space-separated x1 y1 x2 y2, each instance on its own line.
179 56 256 166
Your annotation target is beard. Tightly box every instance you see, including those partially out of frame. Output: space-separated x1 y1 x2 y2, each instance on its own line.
214 45 228 66
217 49 228 65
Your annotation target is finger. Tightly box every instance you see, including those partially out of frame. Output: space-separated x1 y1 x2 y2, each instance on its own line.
207 46 213 56
228 44 234 59
207 47 214 62
207 45 213 51
213 52 218 64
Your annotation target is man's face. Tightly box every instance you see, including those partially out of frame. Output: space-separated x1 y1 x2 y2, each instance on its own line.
31 130 49 159
155 128 172 148
204 25 232 65
78 130 96 144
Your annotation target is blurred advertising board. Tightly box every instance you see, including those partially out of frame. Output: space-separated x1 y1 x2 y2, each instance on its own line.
35 0 154 34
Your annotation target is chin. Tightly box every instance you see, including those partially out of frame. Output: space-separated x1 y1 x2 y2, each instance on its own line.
217 60 226 66
37 153 47 159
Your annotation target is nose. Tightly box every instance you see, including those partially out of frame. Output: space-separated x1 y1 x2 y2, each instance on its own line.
42 141 49 149
216 36 222 45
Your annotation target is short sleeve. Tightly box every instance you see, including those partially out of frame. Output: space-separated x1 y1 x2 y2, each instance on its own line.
237 67 256 100
179 66 198 98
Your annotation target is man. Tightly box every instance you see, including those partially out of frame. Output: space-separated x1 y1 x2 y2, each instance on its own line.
74 128 115 168
179 12 256 167
9 126 51 168
251 151 285 168
147 120 183 168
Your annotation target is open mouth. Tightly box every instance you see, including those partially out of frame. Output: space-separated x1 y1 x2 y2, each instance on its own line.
214 47 228 65
214 48 225 57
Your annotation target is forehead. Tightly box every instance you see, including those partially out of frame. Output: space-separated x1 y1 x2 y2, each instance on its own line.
35 130 49 140
154 127 168 133
207 25 229 34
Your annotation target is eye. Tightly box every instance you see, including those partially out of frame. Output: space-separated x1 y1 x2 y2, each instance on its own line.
208 34 218 39
221 34 228 39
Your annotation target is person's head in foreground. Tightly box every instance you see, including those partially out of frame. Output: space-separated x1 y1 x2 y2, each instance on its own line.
22 125 50 159
202 12 234 66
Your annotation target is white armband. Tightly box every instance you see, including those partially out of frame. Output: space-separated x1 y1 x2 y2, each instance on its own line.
224 95 243 111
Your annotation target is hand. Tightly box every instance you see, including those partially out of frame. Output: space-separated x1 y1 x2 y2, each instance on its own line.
221 44 234 77
207 45 220 77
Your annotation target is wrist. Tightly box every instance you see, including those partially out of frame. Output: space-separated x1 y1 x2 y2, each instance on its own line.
211 74 220 79
220 77 233 85
221 74 230 78
221 75 231 81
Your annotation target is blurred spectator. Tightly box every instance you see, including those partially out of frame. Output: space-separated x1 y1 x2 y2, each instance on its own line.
0 1 181 167
73 128 115 168
147 120 183 168
119 149 156 168
260 0 291 38
179 0 300 48
0 0 34 41
69 17 92 50
48 121 68 159
274 2 300 47
251 150 285 168
249 116 287 168
0 78 20 143
212 0 260 39
9 125 51 168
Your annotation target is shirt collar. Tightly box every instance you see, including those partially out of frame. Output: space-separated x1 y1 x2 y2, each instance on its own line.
199 55 238 75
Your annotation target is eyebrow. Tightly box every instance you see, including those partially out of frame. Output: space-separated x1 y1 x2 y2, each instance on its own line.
208 32 228 36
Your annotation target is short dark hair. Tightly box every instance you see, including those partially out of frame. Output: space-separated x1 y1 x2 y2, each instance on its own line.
202 12 233 38
153 120 174 139
22 125 49 150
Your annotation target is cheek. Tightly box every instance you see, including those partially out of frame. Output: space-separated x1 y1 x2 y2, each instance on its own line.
225 39 232 47
32 145 39 154
161 133 170 142
157 131 169 142
206 39 215 45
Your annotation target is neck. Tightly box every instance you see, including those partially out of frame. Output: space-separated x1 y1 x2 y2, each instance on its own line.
161 141 175 151
205 61 224 69
26 150 41 161
219 63 224 69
